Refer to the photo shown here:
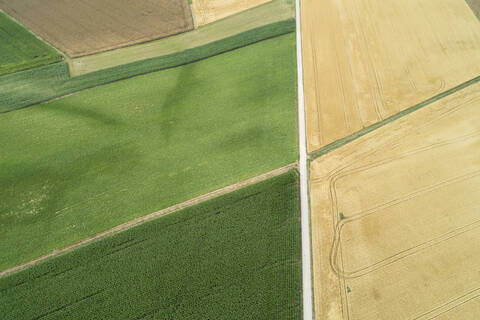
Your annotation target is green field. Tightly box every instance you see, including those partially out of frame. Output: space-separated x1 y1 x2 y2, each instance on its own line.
0 33 298 270
0 12 62 76
70 0 294 75
0 20 294 113
0 171 302 319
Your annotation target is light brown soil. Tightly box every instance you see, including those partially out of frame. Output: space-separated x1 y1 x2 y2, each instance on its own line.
309 83 480 320
0 163 297 278
301 0 480 153
0 0 194 57
193 0 271 26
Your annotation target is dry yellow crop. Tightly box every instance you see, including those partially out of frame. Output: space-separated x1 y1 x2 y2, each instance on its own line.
193 0 271 26
301 0 480 152
309 82 480 320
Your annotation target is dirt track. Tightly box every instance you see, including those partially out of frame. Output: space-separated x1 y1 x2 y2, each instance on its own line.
309 83 480 320
193 0 271 26
0 0 194 57
301 0 480 152
0 163 297 278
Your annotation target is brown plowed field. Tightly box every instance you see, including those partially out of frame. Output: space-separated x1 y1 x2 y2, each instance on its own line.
301 0 480 152
0 0 194 57
309 82 480 320
193 0 271 26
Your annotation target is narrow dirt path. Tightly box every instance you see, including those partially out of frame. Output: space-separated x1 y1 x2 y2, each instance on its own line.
0 162 297 278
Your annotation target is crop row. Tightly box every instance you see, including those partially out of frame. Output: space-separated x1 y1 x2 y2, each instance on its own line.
0 171 302 319
0 19 295 113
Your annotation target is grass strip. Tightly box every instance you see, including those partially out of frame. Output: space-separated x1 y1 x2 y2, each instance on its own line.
0 12 62 76
0 163 298 278
0 33 298 270
0 170 302 320
70 0 294 76
465 0 480 19
309 75 480 160
0 62 69 112
0 20 295 114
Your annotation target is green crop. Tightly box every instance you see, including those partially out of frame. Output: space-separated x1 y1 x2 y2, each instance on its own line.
0 12 62 76
0 33 298 270
0 171 302 319
0 21 295 113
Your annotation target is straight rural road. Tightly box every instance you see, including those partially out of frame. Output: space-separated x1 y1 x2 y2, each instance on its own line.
295 0 314 318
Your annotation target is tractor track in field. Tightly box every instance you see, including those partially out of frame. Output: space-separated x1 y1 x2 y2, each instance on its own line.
0 162 298 278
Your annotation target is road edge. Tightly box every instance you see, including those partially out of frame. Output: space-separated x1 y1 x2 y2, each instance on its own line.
295 1 314 319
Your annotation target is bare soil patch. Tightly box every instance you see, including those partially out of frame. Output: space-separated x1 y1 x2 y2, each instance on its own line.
0 0 194 57
69 0 294 75
309 83 480 319
301 0 480 152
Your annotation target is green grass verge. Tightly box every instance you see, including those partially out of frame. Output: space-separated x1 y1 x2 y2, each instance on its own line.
70 0 294 76
309 75 480 160
0 20 295 113
0 171 302 319
0 33 298 270
0 12 62 76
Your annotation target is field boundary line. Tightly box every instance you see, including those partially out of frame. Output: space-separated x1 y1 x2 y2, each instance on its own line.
295 0 314 318
1 21 295 114
466 0 480 20
0 9 65 71
309 75 480 160
0 163 298 278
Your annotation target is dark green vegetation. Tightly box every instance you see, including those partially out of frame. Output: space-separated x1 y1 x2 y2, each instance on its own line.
0 20 295 113
0 171 302 320
309 75 480 160
0 33 298 270
0 12 62 76
0 62 69 109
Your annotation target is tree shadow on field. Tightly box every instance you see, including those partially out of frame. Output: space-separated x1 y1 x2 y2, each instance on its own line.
214 125 267 154
158 63 198 143
0 142 140 267
39 100 122 127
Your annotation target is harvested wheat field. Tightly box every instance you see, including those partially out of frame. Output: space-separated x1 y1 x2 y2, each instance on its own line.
301 0 480 152
193 0 271 26
466 0 480 19
309 82 480 320
0 0 194 57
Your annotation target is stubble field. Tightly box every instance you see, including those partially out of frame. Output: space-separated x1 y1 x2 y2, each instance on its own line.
466 0 480 19
193 0 272 26
70 0 294 76
0 33 297 271
301 0 480 152
309 82 480 320
0 0 194 57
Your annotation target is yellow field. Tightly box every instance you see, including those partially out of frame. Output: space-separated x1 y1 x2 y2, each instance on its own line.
301 0 480 152
309 82 480 320
193 0 271 26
